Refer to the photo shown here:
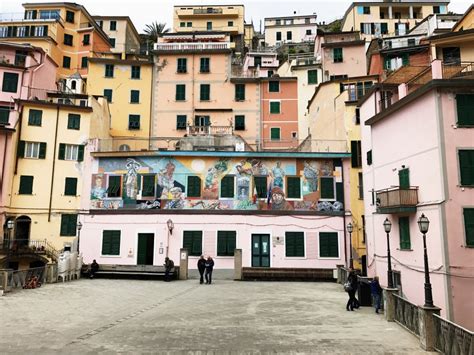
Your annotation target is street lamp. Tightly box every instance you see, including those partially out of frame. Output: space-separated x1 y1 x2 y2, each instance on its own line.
76 221 83 254
6 219 14 249
418 213 434 308
166 219 174 258
383 218 394 288
347 222 354 269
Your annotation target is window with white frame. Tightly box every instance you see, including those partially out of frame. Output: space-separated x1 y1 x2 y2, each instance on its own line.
64 144 79 161
34 26 45 36
17 26 27 37
24 142 40 158
0 27 8 37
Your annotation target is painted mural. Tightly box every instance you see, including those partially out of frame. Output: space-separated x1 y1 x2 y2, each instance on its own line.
90 156 344 212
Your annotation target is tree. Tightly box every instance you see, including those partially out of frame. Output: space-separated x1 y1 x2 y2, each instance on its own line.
143 22 169 43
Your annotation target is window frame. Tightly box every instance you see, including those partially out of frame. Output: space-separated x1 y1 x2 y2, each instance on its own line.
105 64 114 78
183 231 203 256
200 84 210 101
254 176 268 199
2 72 19 93
217 230 236 257
101 230 121 256
187 175 202 198
176 115 187 130
67 113 81 130
28 109 42 126
220 175 235 199
463 208 474 247
176 84 186 101
399 217 411 250
109 20 117 31
19 175 34 194
235 84 245 101
60 214 78 236
320 176 335 200
307 69 318 85
63 33 73 46
107 175 122 198
103 89 113 103
270 127 281 141
458 149 474 186
269 81 280 92
234 115 245 131
177 58 187 73
62 56 71 69
128 114 141 130
200 57 210 73
285 231 305 258
333 48 343 63
318 232 339 258
269 101 281 114
131 65 141 79
286 176 301 199
130 90 140 104
64 177 78 196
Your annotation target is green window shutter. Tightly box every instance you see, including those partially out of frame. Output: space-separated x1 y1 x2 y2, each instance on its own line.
459 150 474 186
200 84 210 101
130 90 140 103
220 175 234 198
0 107 9 124
456 94 474 126
235 84 245 101
2 72 19 93
19 175 33 194
38 142 47 159
64 177 78 196
104 89 113 102
81 57 88 68
107 175 122 197
384 57 392 70
128 115 140 130
217 231 236 256
176 115 187 130
102 230 121 255
235 115 245 130
320 177 335 199
67 114 80 130
131 65 141 79
142 175 155 197
60 214 77 236
399 217 411 249
351 140 362 168
17 140 25 158
381 23 388 34
200 58 210 72
254 176 267 198
308 70 318 84
333 48 343 62
402 53 409 66
187 176 201 198
319 232 339 257
28 109 42 126
177 58 187 73
286 232 304 257
58 143 66 160
270 127 280 140
367 150 373 165
176 84 186 101
287 177 301 199
183 231 202 256
269 81 279 92
77 145 84 162
63 56 71 68
105 64 114 77
464 208 474 247
398 168 410 188
270 102 280 114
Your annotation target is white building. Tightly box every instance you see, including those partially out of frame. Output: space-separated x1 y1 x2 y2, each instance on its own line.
264 14 317 47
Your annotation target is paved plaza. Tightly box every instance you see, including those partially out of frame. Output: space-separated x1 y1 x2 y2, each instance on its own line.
0 278 433 354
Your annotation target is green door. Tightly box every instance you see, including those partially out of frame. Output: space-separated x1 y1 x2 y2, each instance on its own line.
137 233 154 265
252 234 270 267
399 168 410 189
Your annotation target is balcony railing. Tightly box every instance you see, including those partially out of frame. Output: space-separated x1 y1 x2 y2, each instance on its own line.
154 42 231 51
193 8 223 15
433 313 474 355
0 238 59 262
187 125 233 136
376 186 418 214
393 294 420 336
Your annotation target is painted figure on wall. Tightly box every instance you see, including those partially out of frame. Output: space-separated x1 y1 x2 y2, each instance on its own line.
236 160 252 201
270 187 293 210
270 162 285 189
125 159 141 200
203 159 230 199
165 187 185 209
157 161 185 199
303 161 318 193
91 174 106 200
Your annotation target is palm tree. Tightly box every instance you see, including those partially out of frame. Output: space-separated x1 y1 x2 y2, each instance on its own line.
143 22 169 43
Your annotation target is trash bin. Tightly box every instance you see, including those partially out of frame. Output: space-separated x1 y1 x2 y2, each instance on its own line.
357 276 373 307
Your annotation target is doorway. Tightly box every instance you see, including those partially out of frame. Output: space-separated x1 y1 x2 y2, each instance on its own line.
15 216 31 248
251 234 270 267
137 233 154 265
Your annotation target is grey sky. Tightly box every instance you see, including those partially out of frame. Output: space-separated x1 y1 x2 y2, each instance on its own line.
0 0 471 33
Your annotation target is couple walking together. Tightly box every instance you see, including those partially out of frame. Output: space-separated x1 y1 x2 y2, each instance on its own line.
197 256 214 284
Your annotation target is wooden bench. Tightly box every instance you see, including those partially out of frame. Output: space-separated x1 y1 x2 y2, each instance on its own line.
242 267 335 282
82 264 179 280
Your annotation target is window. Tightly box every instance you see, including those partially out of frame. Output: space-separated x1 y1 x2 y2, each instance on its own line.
286 232 304 257
180 22 185 27
207 22 212 30
110 21 117 31
286 31 292 41
351 141 362 168
0 106 9 124
81 57 88 68
306 29 312 35
367 150 373 165
128 115 140 130
102 230 121 255
276 32 282 41
399 217 411 250
62 56 71 68
358 172 364 199
187 176 201 198
187 22 192 27
67 114 80 130
381 23 388 34
200 84 210 101
60 214 77 236
464 208 474 247
235 115 245 130
407 38 416 47
109 38 116 48
459 150 474 186
220 175 234 198
269 81 279 92
305 18 311 24
200 58 210 73
308 70 318 85
130 90 140 103
355 108 360 125
176 115 187 130
19 175 33 194
333 48 343 63
107 175 122 198
177 58 187 73
363 6 370 14
24 10 36 20
270 101 280 114
255 57 262 67
103 89 112 102
39 10 59 20
64 177 77 196
83 34 90 45
442 47 461 65
217 231 236 256
254 176 267 198
28 109 42 126
176 84 186 101
228 21 234 27
66 10 75 23
270 127 280 141
131 65 141 79
183 231 202 256
96 20 103 28
320 177 335 199
141 175 155 197
58 144 84 162
398 168 410 188
105 64 114 78
195 116 210 127
235 84 245 101
64 34 73 46
268 70 274 77
286 177 301 199
2 72 19 93
18 141 46 159
319 232 338 258
456 94 474 126
433 6 440 14
276 19 281 25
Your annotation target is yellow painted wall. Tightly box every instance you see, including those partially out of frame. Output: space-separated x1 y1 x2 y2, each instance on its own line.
454 8 474 31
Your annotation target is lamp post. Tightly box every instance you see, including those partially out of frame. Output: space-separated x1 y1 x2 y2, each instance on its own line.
76 221 82 254
347 222 354 269
166 219 174 258
418 213 434 308
383 218 394 288
6 220 14 249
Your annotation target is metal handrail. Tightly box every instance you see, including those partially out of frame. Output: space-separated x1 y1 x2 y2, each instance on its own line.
393 294 420 336
433 313 474 355
1 238 59 261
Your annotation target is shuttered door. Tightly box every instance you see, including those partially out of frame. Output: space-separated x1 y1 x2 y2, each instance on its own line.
398 168 410 188
399 217 411 250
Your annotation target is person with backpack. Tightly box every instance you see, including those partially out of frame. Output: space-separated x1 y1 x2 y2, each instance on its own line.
197 255 206 284
204 256 214 284
164 257 174 282
370 276 383 313
345 269 359 311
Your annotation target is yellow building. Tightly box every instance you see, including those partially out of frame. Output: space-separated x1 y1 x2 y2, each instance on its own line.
342 1 450 40
452 4 474 31
87 56 153 141
0 2 111 79
173 5 245 52
307 75 378 272
93 16 141 54
244 22 255 50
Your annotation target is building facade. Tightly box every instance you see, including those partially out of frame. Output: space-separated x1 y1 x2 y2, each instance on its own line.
93 16 141 54
264 14 317 47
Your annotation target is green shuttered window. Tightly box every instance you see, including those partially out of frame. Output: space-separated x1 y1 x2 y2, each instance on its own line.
58 144 84 161
254 176 267 198
459 150 474 186
128 115 140 130
399 217 411 250
105 64 114 77
319 232 339 258
286 232 304 257
235 84 245 101
308 70 318 84
287 177 301 199
141 175 155 197
270 127 280 140
67 113 80 130
187 176 201 198
183 231 202 256
270 101 280 114
102 230 121 255
104 89 112 102
64 177 77 196
235 115 245 130
333 48 343 63
320 177 335 199
220 175 234 198
200 84 210 101
464 208 474 247
351 140 362 168
130 90 140 103
456 94 474 126
131 65 141 79
269 81 279 92
200 58 210 73
399 168 410 188
28 109 42 126
2 72 19 93
176 115 187 130
177 58 187 73
107 175 122 198
60 214 77 236
217 231 236 256
19 175 33 194
176 84 186 101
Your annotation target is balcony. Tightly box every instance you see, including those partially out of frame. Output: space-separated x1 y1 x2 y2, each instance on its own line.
187 125 233 136
376 186 418 214
176 7 239 18
0 238 59 262
154 42 231 52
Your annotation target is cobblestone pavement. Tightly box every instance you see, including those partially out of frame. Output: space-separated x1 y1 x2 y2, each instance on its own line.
0 279 434 354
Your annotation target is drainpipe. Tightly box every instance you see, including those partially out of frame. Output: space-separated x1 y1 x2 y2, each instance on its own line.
341 160 348 268
48 104 60 222
148 59 155 149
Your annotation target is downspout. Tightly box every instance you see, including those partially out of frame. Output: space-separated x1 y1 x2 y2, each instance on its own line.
48 104 60 222
341 159 348 268
192 52 195 124
0 131 8 197
148 61 154 149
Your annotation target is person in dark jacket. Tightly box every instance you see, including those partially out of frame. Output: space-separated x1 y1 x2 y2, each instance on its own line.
164 257 174 282
204 256 214 284
90 260 99 279
197 255 206 284
346 270 359 311
370 276 383 313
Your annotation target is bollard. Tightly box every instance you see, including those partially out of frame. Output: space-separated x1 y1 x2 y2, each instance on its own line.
383 288 399 322
234 249 242 280
179 248 188 280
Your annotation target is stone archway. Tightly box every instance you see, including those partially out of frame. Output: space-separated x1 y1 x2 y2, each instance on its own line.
15 216 31 248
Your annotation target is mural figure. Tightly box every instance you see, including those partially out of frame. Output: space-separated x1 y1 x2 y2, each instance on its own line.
125 159 141 200
250 159 268 175
203 159 230 199
165 187 185 209
303 161 319 193
138 200 161 209
321 163 332 177
91 174 106 200
317 201 344 212
270 161 285 189
236 160 251 201
157 161 185 199
270 187 293 210
190 200 229 210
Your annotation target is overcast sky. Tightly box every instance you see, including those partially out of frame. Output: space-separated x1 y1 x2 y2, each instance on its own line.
1 0 471 33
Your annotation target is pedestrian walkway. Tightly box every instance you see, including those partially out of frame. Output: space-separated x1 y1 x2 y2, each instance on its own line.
0 279 434 354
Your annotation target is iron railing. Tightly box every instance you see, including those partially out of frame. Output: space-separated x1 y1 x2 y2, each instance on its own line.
393 294 420 336
0 266 46 291
154 42 231 51
0 238 59 262
433 313 474 355
187 125 233 136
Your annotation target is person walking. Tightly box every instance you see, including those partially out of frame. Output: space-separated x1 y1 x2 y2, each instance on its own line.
197 255 206 284
164 257 174 282
345 270 359 311
204 256 214 285
370 276 383 313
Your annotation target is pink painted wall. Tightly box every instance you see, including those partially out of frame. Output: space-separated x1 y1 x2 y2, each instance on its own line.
322 44 367 79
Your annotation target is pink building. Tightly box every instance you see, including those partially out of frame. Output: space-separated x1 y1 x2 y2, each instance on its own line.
241 51 279 78
359 60 474 330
